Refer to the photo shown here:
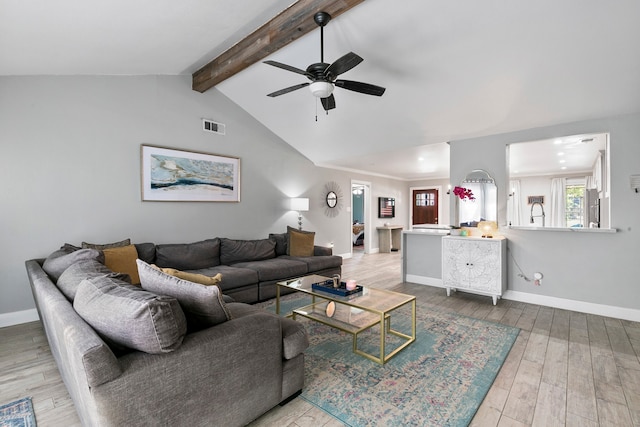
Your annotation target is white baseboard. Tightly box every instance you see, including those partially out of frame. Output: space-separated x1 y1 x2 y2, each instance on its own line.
403 277 640 322
341 248 381 258
503 290 640 323
0 309 40 328
405 274 443 288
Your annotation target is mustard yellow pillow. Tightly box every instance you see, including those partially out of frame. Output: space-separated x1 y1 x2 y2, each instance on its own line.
288 229 315 257
158 268 222 286
103 244 140 284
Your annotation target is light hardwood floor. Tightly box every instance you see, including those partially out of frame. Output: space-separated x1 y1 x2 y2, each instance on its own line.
2 252 639 426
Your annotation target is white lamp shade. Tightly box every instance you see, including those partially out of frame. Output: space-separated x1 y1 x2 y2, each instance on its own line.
290 197 309 211
309 81 334 98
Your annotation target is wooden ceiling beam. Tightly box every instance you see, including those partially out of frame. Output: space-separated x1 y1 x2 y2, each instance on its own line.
192 0 366 93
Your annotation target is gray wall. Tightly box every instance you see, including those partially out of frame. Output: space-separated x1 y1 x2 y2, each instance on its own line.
352 192 364 223
449 113 640 311
5 74 635 317
0 75 408 317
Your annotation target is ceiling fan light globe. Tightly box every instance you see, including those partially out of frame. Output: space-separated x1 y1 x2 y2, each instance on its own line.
309 81 334 98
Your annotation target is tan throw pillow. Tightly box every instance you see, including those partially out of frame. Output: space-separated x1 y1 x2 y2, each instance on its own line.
103 244 140 285
288 228 315 257
138 260 231 329
160 268 222 286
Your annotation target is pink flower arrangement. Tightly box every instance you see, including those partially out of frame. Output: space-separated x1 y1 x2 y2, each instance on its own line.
453 186 475 201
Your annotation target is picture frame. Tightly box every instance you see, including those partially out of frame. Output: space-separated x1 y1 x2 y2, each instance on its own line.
141 145 240 202
378 197 395 218
527 195 544 205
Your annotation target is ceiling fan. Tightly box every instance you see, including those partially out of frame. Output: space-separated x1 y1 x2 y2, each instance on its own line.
263 11 385 112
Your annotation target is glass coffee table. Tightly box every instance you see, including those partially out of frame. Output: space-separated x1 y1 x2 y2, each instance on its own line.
276 274 416 364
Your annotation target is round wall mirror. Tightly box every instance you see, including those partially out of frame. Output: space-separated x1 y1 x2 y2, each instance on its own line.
326 191 338 208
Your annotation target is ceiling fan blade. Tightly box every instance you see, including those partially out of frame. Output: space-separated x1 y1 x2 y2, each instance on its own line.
335 80 386 96
325 52 363 78
321 94 336 111
266 82 310 97
263 60 313 78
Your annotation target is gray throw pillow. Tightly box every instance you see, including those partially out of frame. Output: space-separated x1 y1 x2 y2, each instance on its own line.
134 242 157 264
155 239 220 270
74 275 187 354
137 259 232 329
268 233 288 256
42 247 104 282
81 238 131 250
219 238 276 265
57 259 131 301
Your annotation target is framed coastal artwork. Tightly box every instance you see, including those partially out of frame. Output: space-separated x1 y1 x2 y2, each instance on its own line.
141 145 240 202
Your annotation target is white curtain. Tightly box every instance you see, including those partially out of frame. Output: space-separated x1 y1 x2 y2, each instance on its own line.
550 178 566 227
591 152 603 192
508 180 522 226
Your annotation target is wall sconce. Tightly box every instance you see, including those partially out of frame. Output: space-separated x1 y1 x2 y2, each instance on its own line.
289 197 309 230
446 184 451 195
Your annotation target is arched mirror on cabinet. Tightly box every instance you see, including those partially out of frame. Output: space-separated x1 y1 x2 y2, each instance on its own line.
456 169 497 227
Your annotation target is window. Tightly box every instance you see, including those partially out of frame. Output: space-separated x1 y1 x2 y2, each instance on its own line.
415 193 435 207
565 179 585 227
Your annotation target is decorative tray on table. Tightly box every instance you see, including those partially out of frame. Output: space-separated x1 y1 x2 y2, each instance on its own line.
311 280 363 296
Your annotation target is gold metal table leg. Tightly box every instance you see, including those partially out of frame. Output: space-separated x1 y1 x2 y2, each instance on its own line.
379 312 385 363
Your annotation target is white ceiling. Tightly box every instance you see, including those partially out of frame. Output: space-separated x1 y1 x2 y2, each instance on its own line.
3 0 640 180
509 133 607 178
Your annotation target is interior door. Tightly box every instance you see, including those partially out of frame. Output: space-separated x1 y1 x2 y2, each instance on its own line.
412 189 438 225
351 180 371 255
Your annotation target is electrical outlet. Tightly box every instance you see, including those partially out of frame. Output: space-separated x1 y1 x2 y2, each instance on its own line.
533 272 543 286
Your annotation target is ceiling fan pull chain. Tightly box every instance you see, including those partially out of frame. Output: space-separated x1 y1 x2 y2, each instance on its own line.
315 98 318 122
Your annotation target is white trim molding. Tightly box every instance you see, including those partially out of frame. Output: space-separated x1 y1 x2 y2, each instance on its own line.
503 290 640 323
0 309 39 328
405 274 443 288
403 281 640 322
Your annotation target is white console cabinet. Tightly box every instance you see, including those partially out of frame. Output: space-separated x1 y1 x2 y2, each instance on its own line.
442 236 506 305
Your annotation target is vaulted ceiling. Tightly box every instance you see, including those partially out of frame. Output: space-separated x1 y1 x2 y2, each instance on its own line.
3 0 640 180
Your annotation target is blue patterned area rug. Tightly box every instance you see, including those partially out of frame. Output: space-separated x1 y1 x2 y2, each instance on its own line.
267 295 519 427
0 397 36 427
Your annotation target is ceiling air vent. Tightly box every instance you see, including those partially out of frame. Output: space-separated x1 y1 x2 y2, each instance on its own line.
202 119 225 135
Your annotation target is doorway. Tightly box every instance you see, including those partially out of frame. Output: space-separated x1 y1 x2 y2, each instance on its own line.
351 180 371 256
410 187 442 227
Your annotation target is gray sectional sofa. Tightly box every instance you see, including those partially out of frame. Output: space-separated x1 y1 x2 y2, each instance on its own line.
166 234 342 302
25 231 342 426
